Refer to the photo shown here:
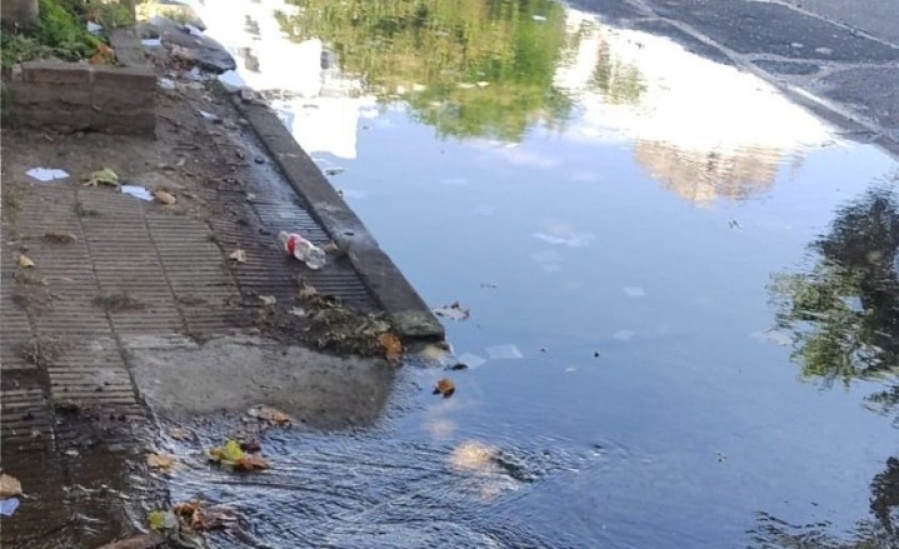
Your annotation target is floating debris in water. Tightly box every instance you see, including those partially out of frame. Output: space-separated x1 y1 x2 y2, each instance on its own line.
433 378 456 398
486 344 523 360
433 301 471 321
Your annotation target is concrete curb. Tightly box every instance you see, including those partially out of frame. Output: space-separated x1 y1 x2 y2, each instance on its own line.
234 97 445 342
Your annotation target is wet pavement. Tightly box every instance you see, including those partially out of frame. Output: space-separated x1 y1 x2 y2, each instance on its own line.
167 0 899 546
6 0 898 546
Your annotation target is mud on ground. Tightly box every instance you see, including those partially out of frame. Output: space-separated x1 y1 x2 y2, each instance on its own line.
0 52 401 547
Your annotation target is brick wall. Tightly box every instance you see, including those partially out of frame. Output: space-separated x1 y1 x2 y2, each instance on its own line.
4 30 157 137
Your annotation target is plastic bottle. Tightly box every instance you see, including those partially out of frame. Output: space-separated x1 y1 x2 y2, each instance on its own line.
278 231 327 270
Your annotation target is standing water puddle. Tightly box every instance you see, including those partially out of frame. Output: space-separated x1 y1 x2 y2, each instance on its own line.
161 0 899 547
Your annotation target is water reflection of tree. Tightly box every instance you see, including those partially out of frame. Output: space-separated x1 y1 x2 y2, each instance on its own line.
757 184 899 548
769 186 899 400
274 0 576 141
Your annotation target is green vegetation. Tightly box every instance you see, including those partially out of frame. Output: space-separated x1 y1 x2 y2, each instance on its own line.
0 0 127 69
275 0 575 141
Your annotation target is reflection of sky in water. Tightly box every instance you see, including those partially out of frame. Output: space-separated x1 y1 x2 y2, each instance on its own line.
194 0 899 546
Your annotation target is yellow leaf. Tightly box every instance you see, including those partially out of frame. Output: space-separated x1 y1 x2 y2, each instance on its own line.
379 332 403 361
229 249 247 263
83 167 120 187
0 473 22 497
147 453 175 470
148 509 173 531
153 191 177 205
18 255 35 268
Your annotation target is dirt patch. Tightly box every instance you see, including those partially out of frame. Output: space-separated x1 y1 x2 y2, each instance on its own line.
94 293 147 313
42 230 78 244
18 336 72 368
11 280 53 315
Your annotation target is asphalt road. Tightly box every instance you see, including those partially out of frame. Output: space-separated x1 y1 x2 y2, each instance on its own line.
573 0 899 156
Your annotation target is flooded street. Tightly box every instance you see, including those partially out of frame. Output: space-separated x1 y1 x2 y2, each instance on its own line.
177 0 899 546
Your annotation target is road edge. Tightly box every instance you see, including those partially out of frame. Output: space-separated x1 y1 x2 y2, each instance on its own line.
234 97 445 342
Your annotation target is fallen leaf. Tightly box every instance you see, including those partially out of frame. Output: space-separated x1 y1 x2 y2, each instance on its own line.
247 404 291 425
235 454 269 471
208 439 244 465
258 295 277 306
17 254 35 268
148 509 177 531
168 427 190 440
229 249 246 263
172 500 201 519
297 281 318 299
288 307 307 317
433 378 456 398
147 453 175 471
379 332 403 361
83 168 120 187
433 301 470 321
153 190 177 205
0 473 22 498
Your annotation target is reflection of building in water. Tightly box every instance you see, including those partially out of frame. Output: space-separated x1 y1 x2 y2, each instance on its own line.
193 0 374 159
634 141 784 205
555 9 836 205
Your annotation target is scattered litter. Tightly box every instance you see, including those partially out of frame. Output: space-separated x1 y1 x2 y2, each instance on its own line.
168 427 191 440
247 405 291 425
17 254 35 268
207 439 269 471
198 110 218 121
65 448 79 457
0 498 20 516
258 295 277 306
433 378 456 398
594 352 600 358
324 167 345 177
623 287 646 298
246 193 256 201
279 232 326 270
157 77 175 90
121 185 153 201
532 14 548 21
379 332 403 361
153 190 177 205
0 473 22 498
147 453 175 471
433 301 470 321
533 232 595 248
229 249 247 263
26 167 69 182
480 282 498 289
486 344 524 360
613 330 635 341
446 363 468 371
288 307 307 317
173 500 239 531
717 452 728 463
728 219 741 229
87 21 103 33
83 168 120 187
455 352 486 369
142 38 163 48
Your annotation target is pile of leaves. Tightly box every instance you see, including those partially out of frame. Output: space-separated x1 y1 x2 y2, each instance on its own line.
1 0 117 69
304 291 404 360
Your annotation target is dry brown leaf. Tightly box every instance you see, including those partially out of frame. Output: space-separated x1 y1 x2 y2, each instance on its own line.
153 190 177 205
229 249 247 263
433 378 456 398
18 254 35 268
297 281 318 299
378 332 403 361
147 453 175 471
234 454 269 471
0 473 22 497
168 427 191 440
